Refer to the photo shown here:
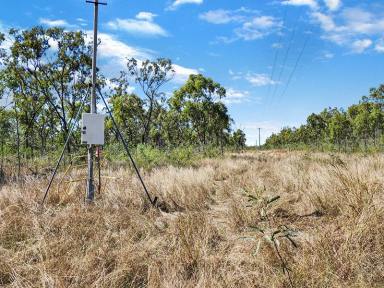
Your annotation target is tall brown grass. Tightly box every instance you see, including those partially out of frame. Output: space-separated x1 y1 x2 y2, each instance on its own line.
1 151 383 287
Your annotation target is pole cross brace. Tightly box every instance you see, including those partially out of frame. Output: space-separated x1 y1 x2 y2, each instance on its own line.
86 1 107 5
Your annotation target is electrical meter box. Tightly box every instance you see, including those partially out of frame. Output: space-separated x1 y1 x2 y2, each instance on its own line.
81 113 105 145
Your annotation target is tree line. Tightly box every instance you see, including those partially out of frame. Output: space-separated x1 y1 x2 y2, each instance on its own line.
0 26 247 173
265 84 384 151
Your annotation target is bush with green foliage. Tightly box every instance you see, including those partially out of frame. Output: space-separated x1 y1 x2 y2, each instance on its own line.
265 85 384 152
0 26 247 174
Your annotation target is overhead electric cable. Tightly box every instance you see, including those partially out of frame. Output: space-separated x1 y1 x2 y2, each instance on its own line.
266 8 288 106
269 7 304 108
270 25 297 106
277 33 310 102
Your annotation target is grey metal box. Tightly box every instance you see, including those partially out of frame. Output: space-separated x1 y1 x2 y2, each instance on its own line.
81 113 105 145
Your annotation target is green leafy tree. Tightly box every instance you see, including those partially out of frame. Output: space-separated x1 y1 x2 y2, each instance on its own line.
126 58 175 144
352 103 371 148
170 74 229 146
369 105 383 146
329 110 352 150
4 27 92 155
231 129 246 150
106 73 145 145
0 109 12 176
306 113 327 146
265 85 384 151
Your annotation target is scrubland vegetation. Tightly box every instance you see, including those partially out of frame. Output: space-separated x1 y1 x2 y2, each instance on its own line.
0 27 246 175
1 150 384 287
266 84 384 152
1 23 383 288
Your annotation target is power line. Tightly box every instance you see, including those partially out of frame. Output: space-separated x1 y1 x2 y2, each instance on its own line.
268 7 304 109
277 33 310 103
269 22 298 107
265 8 288 107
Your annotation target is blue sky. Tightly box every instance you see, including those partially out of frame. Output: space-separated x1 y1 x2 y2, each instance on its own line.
1 0 384 144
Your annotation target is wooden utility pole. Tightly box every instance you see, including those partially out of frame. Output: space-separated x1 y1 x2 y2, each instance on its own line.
258 128 261 149
86 0 106 202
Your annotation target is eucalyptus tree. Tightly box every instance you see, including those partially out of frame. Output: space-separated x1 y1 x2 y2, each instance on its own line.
0 109 12 176
0 32 6 66
363 85 384 109
170 74 229 146
264 84 384 151
329 110 352 151
4 27 92 154
231 129 246 150
166 90 194 146
107 72 145 145
126 58 175 144
306 113 327 147
352 103 372 148
369 105 383 146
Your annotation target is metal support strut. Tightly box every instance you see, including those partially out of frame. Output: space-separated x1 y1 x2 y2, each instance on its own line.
41 93 89 206
96 86 158 207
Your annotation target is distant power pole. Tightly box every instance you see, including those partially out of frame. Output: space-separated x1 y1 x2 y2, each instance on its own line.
86 0 107 202
258 128 261 149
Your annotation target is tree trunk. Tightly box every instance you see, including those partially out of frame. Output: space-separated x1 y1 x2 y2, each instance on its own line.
364 134 367 150
15 105 21 180
142 101 153 144
0 137 4 184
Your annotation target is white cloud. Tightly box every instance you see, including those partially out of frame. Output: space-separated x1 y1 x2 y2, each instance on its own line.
222 88 251 104
342 8 384 35
311 7 384 53
76 18 87 27
91 33 197 83
199 9 245 24
282 0 318 10
168 0 203 10
311 12 338 32
106 13 168 37
324 0 341 11
323 51 334 59
235 16 282 40
229 70 279 87
351 39 372 54
172 64 198 84
213 36 237 44
246 73 278 87
39 18 77 29
229 70 243 80
136 12 157 22
95 33 152 62
272 42 283 49
201 9 282 42
2 16 195 89
375 40 384 53
314 50 335 61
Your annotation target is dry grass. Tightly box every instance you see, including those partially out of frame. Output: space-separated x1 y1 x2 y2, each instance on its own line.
1 151 384 287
